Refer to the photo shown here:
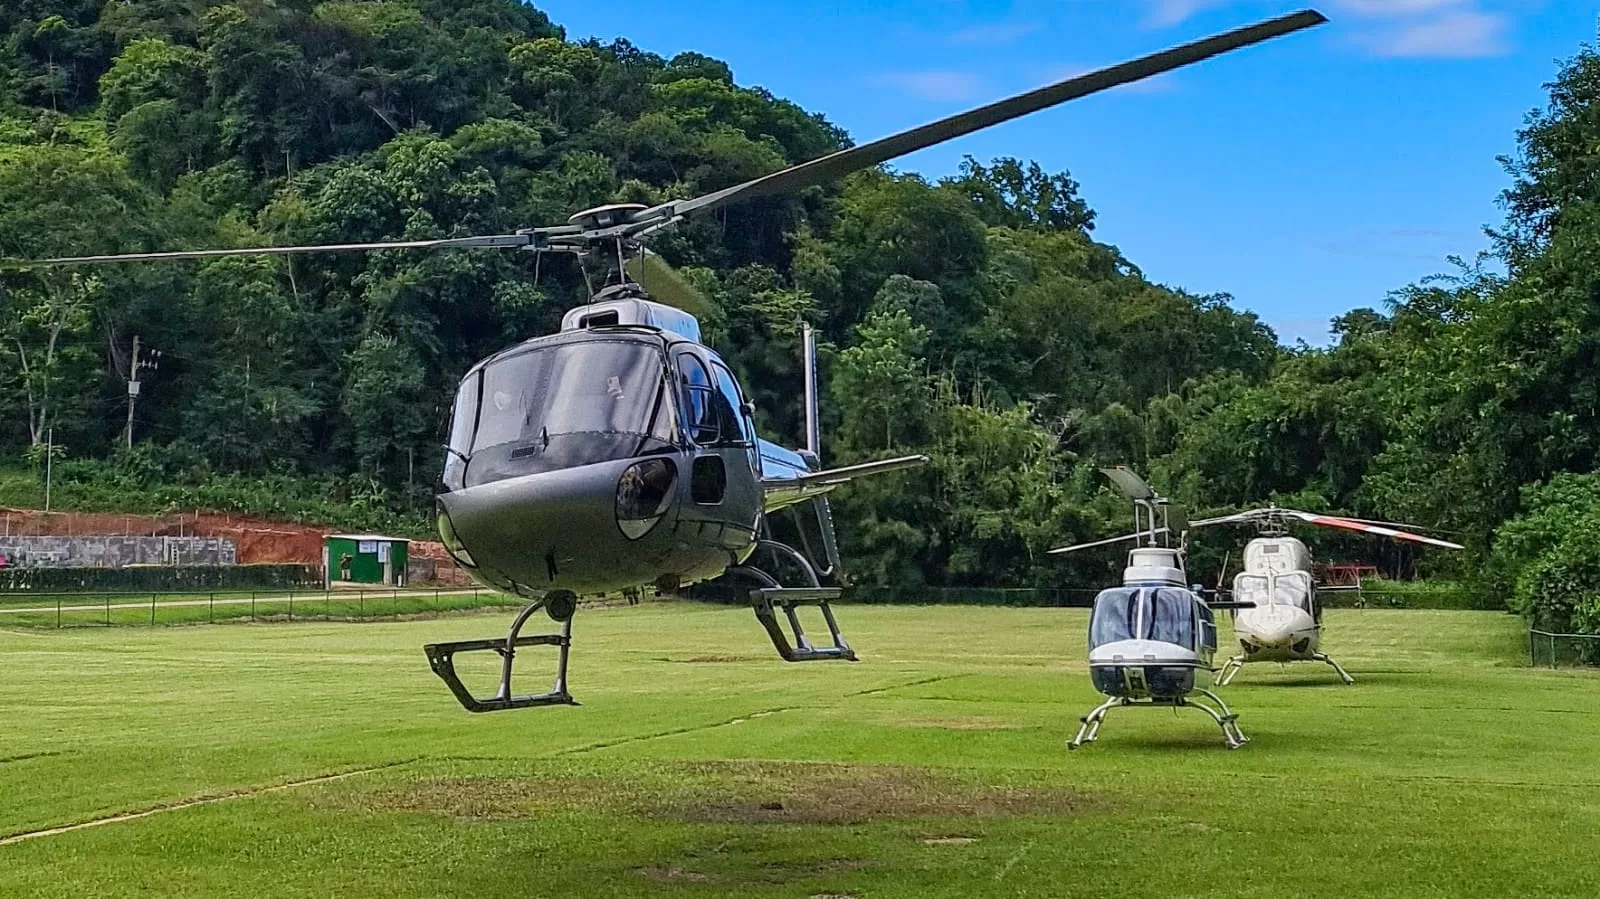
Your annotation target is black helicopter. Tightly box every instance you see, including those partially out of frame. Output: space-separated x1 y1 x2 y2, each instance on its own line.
20 10 1328 712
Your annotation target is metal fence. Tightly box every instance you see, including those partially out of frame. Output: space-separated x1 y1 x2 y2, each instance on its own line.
687 583 1499 610
0 586 524 629
0 563 324 594
1527 628 1600 668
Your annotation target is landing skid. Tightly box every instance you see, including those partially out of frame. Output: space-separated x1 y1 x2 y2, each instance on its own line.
1315 651 1356 684
423 591 578 712
1068 688 1248 750
731 536 857 663
1215 652 1354 686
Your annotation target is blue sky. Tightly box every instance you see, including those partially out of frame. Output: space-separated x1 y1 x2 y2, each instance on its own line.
547 1 1596 345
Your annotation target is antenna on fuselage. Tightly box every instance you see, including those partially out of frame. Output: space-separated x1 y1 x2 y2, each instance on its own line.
802 321 820 458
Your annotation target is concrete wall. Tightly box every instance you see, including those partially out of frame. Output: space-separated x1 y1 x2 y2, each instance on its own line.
0 536 238 569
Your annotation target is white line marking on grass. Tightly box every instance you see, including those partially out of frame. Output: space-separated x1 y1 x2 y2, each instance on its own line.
994 839 1034 882
0 760 415 847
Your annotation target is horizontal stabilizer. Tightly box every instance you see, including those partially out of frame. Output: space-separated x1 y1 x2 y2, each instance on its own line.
785 454 929 487
760 453 929 513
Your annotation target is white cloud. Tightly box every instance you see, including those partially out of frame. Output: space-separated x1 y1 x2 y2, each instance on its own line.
1335 0 1470 16
1148 0 1475 25
1141 0 1513 58
869 71 986 103
1364 9 1508 57
949 21 1041 46
1145 0 1231 28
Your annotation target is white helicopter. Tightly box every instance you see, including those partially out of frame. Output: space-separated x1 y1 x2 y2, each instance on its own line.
1193 506 1463 687
1051 468 1256 749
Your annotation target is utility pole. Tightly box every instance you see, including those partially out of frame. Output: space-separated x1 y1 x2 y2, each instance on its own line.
44 427 53 513
126 335 140 448
125 336 160 448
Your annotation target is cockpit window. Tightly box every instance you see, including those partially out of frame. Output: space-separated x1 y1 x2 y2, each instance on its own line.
677 353 718 444
1233 573 1312 612
708 359 753 445
1147 589 1195 647
1089 586 1198 650
443 370 479 491
1090 588 1139 647
452 339 674 487
1273 572 1313 611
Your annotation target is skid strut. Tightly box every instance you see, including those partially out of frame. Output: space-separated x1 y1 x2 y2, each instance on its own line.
750 586 856 661
1314 651 1356 685
423 592 578 712
1069 688 1248 750
731 538 857 662
1216 652 1354 686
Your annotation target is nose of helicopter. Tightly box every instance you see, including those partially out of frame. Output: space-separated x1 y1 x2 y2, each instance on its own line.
1237 605 1315 653
436 458 680 595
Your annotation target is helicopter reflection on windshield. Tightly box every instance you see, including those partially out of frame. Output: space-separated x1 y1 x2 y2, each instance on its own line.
444 337 678 489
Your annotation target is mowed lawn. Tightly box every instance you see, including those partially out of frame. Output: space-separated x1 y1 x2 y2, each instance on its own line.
2 603 1598 898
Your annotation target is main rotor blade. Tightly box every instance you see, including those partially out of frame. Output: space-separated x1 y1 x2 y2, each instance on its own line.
637 9 1326 224
1049 528 1169 555
623 251 716 319
10 233 562 268
1101 466 1159 501
1280 511 1465 550
1190 509 1275 528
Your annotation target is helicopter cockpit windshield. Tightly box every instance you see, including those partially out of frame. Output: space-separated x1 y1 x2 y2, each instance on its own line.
1089 587 1198 650
445 338 676 489
1233 571 1313 612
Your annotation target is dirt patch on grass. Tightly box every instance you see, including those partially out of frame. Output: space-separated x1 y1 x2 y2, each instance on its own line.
920 836 979 846
651 762 1086 825
635 857 868 887
894 716 1025 731
359 761 1090 826
637 866 711 883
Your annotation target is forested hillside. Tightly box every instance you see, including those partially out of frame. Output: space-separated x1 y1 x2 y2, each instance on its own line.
3 2 1599 629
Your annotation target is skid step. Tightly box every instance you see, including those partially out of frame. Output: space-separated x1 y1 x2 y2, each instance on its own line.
750 586 856 662
424 598 577 712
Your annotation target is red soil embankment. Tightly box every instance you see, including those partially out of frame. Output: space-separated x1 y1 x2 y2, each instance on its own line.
0 507 452 566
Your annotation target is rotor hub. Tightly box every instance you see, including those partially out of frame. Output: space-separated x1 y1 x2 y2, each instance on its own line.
567 203 648 231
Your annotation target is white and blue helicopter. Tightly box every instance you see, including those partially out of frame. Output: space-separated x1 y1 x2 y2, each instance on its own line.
1051 468 1256 749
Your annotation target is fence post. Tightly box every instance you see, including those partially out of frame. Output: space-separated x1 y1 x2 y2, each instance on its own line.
210 592 215 624
1551 633 1558 669
288 591 293 622
251 591 256 621
150 592 157 626
358 589 363 618
105 594 110 627
56 597 61 629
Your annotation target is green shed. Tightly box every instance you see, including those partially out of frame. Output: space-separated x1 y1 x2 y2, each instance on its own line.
325 534 409 587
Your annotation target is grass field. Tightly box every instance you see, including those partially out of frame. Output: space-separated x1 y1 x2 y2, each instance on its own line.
2 603 1598 898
